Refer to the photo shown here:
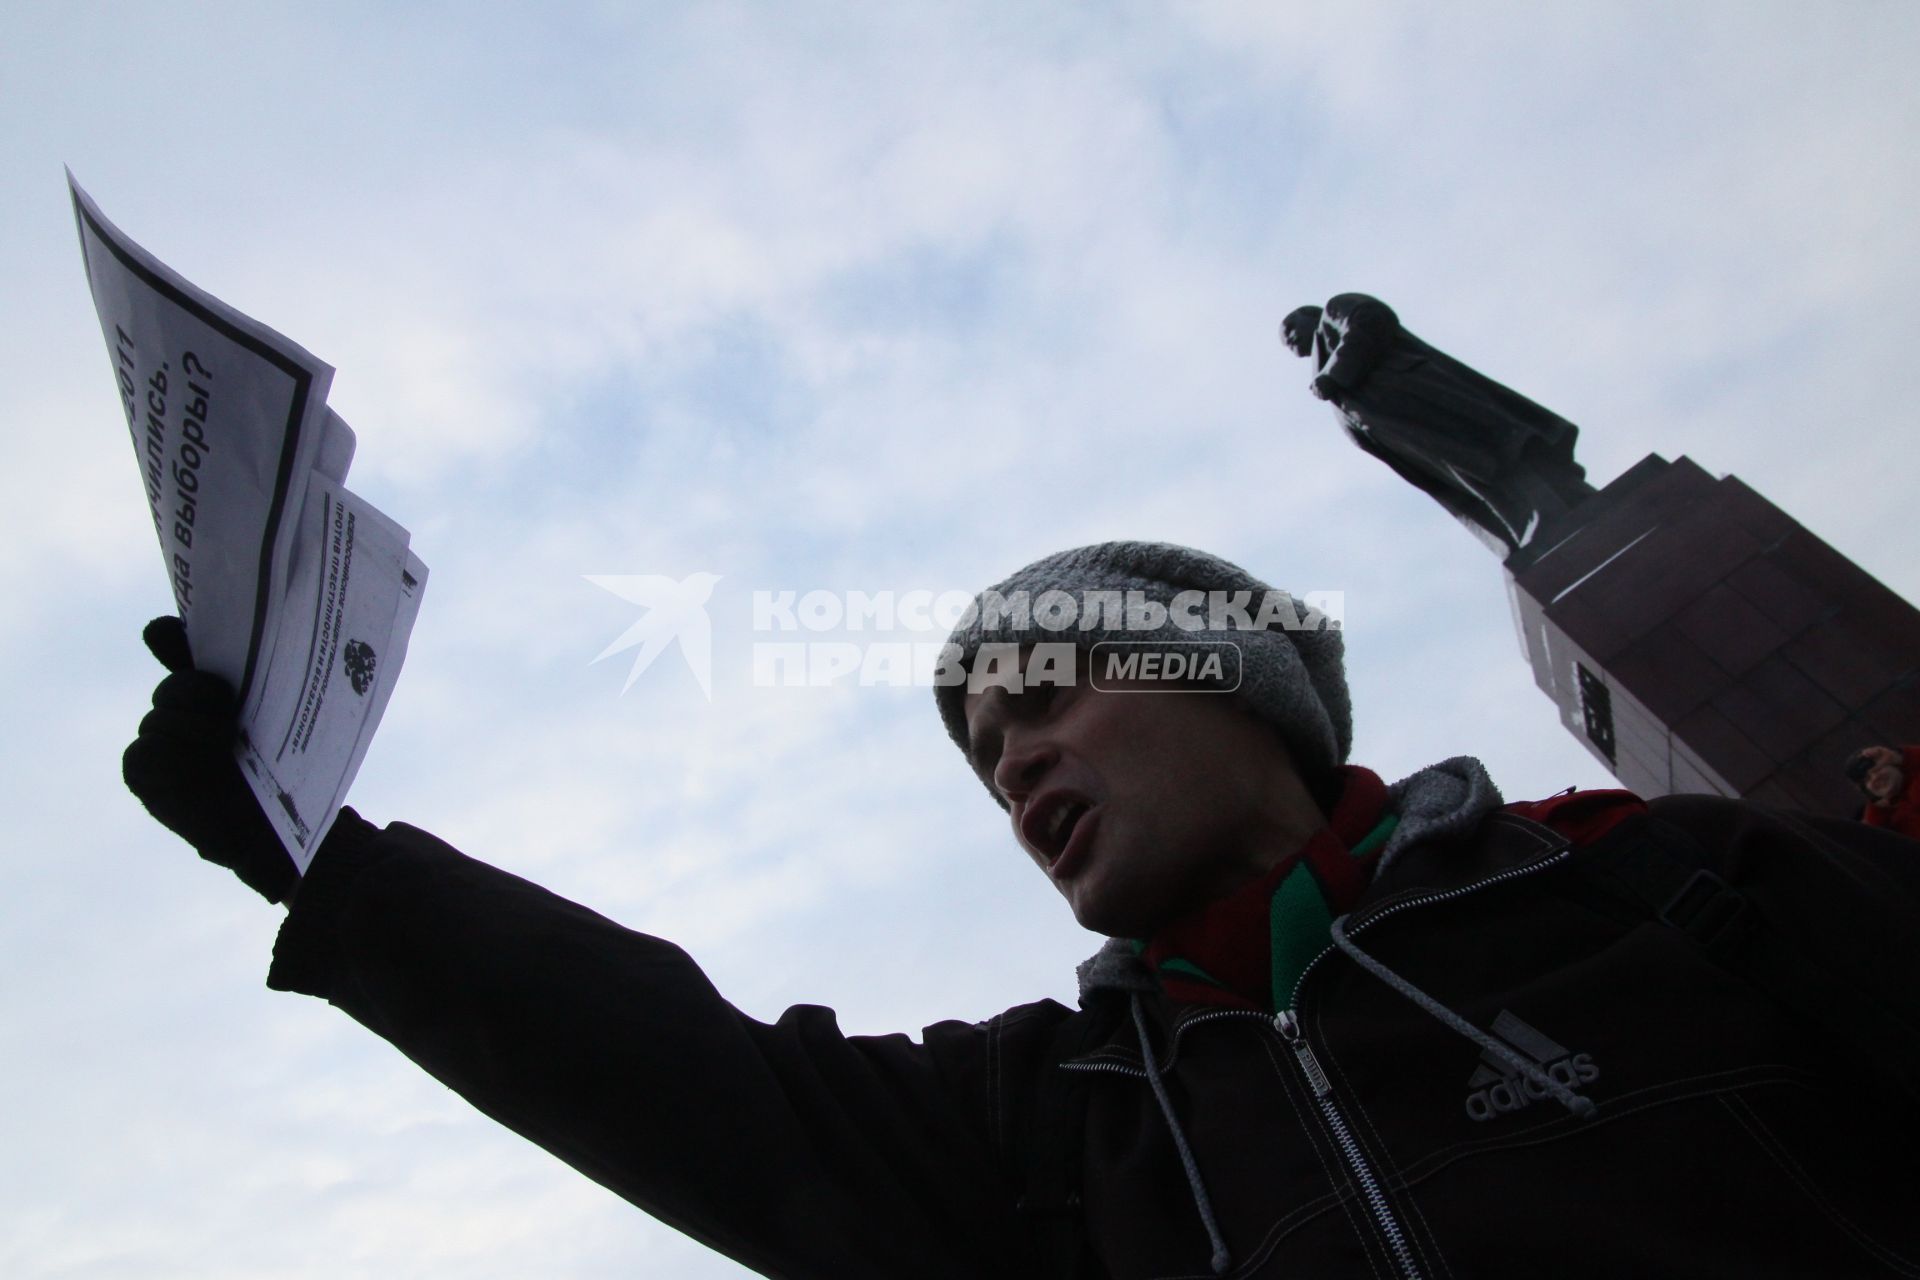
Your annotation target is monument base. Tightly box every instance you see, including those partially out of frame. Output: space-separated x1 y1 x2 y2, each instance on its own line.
1506 455 1920 817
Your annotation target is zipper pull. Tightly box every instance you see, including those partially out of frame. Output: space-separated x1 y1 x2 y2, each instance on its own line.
1275 1010 1333 1098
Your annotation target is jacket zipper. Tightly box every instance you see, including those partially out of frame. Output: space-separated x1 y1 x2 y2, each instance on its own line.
1062 1017 1427 1278
1273 844 1574 1280
1276 1008 1422 1279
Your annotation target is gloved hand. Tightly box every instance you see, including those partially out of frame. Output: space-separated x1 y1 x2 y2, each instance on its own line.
122 616 298 903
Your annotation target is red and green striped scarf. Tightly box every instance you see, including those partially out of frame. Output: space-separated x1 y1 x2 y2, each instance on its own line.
1139 765 1398 1013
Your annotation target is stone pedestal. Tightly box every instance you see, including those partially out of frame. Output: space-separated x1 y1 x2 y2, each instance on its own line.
1506 454 1920 817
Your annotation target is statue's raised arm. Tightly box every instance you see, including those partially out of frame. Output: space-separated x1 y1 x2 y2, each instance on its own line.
1282 293 1595 557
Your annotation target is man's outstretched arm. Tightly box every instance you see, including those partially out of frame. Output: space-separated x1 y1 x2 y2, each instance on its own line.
268 815 1041 1279
123 618 1046 1280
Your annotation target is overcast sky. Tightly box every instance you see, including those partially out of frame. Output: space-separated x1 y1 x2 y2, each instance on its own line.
6 3 1919 1276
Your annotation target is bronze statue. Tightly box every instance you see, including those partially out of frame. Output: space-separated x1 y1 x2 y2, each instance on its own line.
1282 294 1595 557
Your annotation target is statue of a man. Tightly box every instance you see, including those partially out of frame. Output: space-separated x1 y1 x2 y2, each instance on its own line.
1281 294 1595 557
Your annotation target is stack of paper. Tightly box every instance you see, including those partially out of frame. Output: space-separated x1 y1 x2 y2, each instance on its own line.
71 174 427 872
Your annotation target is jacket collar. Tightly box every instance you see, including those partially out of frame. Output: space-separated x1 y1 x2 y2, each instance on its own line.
1075 757 1562 1010
1355 807 1570 916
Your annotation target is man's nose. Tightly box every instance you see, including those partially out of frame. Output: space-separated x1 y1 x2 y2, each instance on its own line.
993 732 1059 802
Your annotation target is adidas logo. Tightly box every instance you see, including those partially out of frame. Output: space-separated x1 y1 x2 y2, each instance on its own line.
1462 1010 1599 1123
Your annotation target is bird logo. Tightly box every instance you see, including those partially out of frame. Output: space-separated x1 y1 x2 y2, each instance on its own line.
584 572 723 698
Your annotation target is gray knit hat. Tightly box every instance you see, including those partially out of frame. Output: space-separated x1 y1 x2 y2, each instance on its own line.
935 541 1351 804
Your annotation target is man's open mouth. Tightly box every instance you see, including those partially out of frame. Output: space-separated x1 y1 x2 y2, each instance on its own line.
1024 793 1091 863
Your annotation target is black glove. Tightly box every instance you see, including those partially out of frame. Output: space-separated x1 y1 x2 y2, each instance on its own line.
123 616 298 903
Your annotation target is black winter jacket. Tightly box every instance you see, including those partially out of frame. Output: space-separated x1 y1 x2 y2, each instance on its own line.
268 794 1920 1279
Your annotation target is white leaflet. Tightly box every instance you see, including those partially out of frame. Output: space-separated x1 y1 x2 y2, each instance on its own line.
72 174 427 871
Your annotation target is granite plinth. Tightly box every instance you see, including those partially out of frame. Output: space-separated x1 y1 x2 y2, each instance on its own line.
1506 455 1920 817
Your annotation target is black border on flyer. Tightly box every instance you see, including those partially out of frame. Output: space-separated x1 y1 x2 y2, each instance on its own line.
72 194 314 706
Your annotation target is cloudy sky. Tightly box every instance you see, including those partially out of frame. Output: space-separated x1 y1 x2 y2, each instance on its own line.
6 3 1919 1276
